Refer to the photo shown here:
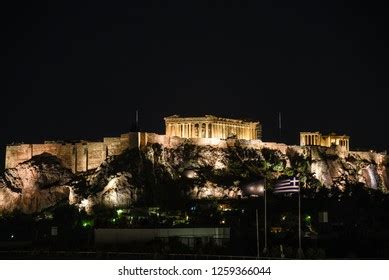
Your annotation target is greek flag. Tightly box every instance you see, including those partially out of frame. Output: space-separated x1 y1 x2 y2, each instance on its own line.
274 177 300 193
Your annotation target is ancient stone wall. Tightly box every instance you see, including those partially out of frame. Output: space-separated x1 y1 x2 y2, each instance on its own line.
5 144 33 169
8 131 385 175
5 132 147 173
33 143 74 170
86 142 107 171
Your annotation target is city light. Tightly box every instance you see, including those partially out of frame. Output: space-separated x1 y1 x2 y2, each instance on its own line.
82 220 93 228
183 169 198 179
243 180 265 197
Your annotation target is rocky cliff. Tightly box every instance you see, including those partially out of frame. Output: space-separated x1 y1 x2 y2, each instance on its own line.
0 143 387 214
0 153 72 214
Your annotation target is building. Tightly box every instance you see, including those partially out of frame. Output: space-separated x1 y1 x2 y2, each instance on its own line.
5 133 144 173
95 227 230 247
164 115 261 140
300 132 350 151
5 115 262 172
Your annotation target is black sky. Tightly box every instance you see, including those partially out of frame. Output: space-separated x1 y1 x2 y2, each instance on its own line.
1 0 388 171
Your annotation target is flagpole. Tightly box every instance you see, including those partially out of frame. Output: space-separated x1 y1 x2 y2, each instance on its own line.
263 178 268 255
278 112 282 142
297 179 304 258
299 186 301 249
256 208 259 258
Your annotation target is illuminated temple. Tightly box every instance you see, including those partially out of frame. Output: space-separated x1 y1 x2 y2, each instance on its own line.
300 132 350 151
164 115 262 140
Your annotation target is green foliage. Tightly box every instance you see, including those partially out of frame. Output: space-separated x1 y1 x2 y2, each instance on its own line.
284 167 295 177
292 157 309 174
272 161 285 172
260 148 287 174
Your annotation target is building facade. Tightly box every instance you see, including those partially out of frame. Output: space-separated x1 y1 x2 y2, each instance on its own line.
5 133 145 173
164 115 261 140
300 132 350 151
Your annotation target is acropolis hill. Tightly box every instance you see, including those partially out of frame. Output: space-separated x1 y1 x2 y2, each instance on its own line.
1 115 388 214
5 115 262 172
4 115 368 174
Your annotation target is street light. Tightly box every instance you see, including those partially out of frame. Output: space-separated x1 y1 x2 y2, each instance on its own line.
243 179 267 258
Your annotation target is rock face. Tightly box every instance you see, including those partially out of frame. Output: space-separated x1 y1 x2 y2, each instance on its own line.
0 143 388 214
306 147 388 190
0 153 73 214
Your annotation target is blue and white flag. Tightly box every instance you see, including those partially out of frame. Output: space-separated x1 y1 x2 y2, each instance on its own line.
273 177 300 193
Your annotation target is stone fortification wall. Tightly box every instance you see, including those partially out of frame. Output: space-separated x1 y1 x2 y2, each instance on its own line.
8 131 385 175
6 142 108 173
5 132 291 173
5 132 144 173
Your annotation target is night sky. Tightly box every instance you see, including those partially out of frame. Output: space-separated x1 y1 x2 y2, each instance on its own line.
1 1 388 171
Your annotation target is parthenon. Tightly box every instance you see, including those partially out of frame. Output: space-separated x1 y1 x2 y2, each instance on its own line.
164 115 261 140
300 132 350 151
